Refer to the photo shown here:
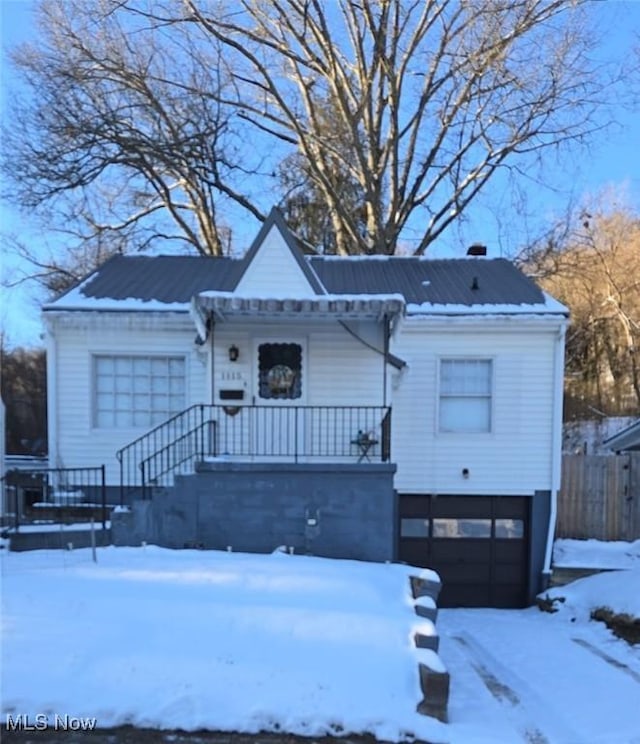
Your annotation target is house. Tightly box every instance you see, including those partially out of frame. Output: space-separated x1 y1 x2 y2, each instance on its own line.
43 208 568 608
604 418 640 453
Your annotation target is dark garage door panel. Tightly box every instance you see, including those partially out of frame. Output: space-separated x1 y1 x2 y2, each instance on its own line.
436 562 492 583
442 584 491 607
430 540 492 561
398 495 530 608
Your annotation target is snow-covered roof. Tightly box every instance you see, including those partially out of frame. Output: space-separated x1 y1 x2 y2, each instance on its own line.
44 254 567 317
195 291 406 323
44 208 568 319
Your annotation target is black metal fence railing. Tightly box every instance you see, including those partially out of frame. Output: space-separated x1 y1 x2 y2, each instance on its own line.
139 421 215 500
117 404 392 503
2 466 107 531
117 404 213 504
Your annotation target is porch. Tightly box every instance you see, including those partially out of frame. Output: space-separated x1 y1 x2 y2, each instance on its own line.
117 404 392 503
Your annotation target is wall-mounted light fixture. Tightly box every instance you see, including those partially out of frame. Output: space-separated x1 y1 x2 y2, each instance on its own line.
228 344 239 362
462 468 470 479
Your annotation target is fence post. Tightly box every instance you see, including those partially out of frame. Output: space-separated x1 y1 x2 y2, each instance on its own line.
119 454 124 507
91 519 97 563
630 453 640 540
382 408 391 463
13 483 20 532
100 464 107 529
141 460 147 501
199 404 205 462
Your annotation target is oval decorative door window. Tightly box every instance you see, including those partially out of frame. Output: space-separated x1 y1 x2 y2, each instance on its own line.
267 364 295 394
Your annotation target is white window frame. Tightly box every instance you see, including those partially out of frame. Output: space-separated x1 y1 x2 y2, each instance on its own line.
438 357 493 434
93 354 187 429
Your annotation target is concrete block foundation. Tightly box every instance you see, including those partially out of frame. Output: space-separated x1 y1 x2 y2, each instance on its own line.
112 461 397 563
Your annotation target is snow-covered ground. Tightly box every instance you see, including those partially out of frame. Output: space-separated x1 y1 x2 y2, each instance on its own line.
2 542 640 744
554 537 640 570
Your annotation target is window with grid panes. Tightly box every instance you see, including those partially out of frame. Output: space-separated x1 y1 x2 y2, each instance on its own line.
94 356 185 428
439 359 492 433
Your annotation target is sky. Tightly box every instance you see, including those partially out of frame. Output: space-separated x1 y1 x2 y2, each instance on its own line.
1 0 639 349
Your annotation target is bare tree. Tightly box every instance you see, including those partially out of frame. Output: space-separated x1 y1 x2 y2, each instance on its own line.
2 0 266 261
170 0 610 255
0 343 47 455
2 233 121 297
2 0 620 264
520 205 640 416
278 95 367 254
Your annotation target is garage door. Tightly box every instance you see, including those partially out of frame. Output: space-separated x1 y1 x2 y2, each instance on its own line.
398 495 530 608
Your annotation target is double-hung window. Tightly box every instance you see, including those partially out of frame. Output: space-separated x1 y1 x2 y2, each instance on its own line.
439 359 492 433
94 355 186 428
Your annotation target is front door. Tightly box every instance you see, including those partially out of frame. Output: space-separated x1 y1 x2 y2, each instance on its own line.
252 338 307 460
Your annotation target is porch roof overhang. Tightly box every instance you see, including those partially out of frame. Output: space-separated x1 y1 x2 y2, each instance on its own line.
193 291 406 326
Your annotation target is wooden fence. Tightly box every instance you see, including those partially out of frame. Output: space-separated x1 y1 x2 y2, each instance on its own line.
556 453 640 541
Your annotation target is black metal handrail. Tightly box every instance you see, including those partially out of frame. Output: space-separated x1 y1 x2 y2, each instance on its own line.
139 421 215 499
117 404 210 505
118 404 392 503
3 466 107 531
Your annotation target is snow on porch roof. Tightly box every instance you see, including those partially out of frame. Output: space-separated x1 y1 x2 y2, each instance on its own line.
194 291 406 322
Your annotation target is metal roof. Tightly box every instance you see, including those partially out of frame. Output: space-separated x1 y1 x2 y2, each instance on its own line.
309 256 545 306
44 199 561 313
48 253 552 310
64 254 243 303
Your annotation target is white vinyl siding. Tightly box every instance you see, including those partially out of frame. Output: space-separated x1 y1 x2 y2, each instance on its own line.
213 321 385 408
94 355 186 428
390 319 561 495
439 359 492 433
47 312 205 483
48 306 563 497
235 226 315 295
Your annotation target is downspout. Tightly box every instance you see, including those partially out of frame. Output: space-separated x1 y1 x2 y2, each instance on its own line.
209 317 215 405
543 320 567 581
383 314 389 407
45 317 59 469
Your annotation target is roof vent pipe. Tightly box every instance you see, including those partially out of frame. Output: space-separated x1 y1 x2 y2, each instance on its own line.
467 243 487 257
